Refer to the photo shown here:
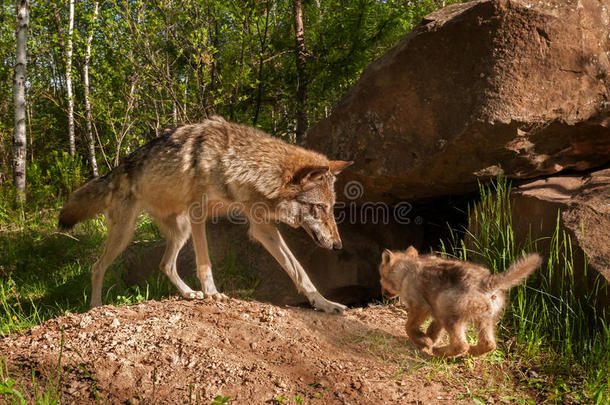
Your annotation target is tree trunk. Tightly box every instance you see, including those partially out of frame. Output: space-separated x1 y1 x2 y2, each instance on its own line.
12 0 29 202
83 1 99 176
253 3 270 126
292 0 308 143
66 0 76 156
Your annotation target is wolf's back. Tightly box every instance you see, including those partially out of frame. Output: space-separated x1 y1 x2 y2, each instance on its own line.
485 254 542 291
59 175 112 229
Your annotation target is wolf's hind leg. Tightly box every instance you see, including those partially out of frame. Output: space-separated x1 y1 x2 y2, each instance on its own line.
432 319 469 358
90 201 138 308
157 214 203 300
426 319 444 346
468 319 497 356
248 222 346 314
190 220 227 301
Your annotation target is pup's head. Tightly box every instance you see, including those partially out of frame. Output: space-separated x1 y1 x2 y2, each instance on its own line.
277 160 352 250
379 246 419 298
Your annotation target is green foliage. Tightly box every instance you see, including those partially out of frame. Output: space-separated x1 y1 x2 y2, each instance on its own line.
440 177 609 403
46 151 85 195
0 358 27 405
211 395 230 405
214 252 259 300
2 0 461 186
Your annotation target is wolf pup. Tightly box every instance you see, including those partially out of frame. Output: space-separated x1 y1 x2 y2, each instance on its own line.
379 246 542 357
59 116 352 314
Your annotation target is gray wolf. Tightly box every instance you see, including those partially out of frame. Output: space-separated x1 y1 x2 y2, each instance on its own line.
59 116 352 313
379 246 542 357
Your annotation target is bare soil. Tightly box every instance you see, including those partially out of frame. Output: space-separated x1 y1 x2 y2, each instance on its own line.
1 298 527 404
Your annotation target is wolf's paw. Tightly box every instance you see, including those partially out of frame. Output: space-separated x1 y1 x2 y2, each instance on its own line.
184 291 205 300
432 345 468 358
311 297 347 314
415 337 434 351
420 346 434 356
205 292 229 301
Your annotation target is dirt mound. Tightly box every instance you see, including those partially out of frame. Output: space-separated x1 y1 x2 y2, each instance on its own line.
1 298 524 404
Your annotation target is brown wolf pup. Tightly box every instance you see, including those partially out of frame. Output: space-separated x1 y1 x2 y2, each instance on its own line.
59 116 352 313
379 247 542 357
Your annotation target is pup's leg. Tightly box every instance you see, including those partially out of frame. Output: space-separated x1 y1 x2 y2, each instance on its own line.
90 201 138 308
432 319 469 358
425 319 444 346
468 319 497 356
157 214 203 300
190 219 227 301
405 307 434 352
248 222 346 314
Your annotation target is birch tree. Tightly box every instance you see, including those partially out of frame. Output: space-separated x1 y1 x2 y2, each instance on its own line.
66 0 75 156
292 0 307 143
12 0 29 201
83 1 99 176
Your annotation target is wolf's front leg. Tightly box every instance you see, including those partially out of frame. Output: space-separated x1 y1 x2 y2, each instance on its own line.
190 220 228 301
158 214 204 300
248 222 346 314
405 307 434 353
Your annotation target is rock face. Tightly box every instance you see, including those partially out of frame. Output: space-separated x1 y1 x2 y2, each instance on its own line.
510 168 610 304
122 219 423 307
307 0 610 203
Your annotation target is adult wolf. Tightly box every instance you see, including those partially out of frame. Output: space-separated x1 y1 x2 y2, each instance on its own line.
59 116 352 313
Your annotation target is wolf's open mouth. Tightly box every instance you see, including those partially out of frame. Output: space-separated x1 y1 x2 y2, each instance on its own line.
381 287 398 299
302 224 324 247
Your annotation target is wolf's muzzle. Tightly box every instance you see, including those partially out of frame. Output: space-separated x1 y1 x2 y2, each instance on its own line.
381 288 397 299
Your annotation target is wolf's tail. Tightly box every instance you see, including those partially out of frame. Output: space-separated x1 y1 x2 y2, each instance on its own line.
59 175 112 230
485 254 542 291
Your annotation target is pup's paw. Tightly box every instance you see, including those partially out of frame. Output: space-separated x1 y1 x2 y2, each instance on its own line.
432 346 467 358
420 345 434 356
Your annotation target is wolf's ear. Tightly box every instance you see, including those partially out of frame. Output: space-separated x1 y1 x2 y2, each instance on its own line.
329 160 353 176
381 249 395 266
405 246 418 258
291 165 329 190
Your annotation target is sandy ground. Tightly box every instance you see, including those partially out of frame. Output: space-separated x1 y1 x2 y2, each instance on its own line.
0 298 527 404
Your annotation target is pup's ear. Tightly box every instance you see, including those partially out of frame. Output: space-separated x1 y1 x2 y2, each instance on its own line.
405 246 418 258
381 249 395 266
329 160 353 176
291 165 329 191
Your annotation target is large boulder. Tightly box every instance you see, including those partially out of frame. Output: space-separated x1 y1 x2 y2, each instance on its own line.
307 0 610 204
511 168 610 282
509 168 610 307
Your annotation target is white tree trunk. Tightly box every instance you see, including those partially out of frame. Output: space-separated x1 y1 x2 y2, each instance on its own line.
83 1 99 176
13 0 29 201
66 0 76 157
292 0 308 143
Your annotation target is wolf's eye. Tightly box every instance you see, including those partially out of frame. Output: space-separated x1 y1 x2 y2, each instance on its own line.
315 204 327 214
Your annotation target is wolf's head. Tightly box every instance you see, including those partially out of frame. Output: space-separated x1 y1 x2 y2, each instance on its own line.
276 160 352 250
378 246 419 298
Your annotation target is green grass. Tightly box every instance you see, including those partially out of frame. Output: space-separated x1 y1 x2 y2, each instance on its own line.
438 177 609 404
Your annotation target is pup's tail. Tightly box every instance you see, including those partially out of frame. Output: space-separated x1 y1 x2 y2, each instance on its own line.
59 175 112 230
485 253 542 291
